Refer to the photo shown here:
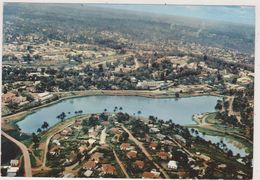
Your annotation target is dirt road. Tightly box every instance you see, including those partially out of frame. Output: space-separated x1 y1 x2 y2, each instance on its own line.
121 126 170 179
113 150 130 178
1 130 32 177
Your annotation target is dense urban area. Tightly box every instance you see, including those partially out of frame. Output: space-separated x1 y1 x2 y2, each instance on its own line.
1 3 254 179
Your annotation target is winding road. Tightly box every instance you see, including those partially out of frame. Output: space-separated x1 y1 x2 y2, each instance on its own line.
1 130 32 177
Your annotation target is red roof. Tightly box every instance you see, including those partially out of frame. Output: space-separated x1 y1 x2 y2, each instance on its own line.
101 164 116 174
120 143 130 150
135 160 144 169
149 142 157 149
142 172 158 179
158 151 169 159
127 151 137 159
83 161 96 170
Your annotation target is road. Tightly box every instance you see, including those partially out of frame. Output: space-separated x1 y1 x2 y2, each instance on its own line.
99 127 107 145
113 150 130 178
228 96 241 123
1 130 32 177
121 125 170 179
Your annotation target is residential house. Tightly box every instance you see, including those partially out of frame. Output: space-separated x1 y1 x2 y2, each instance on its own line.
150 127 160 133
10 160 19 167
90 152 104 163
7 167 20 177
101 164 116 175
2 92 16 103
150 169 160 177
127 151 137 159
83 161 96 170
83 170 93 177
120 143 130 151
134 160 144 169
158 151 172 160
149 142 157 150
156 133 166 140
168 160 178 170
142 172 158 179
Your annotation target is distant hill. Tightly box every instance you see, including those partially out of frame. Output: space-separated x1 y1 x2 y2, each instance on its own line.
3 3 255 54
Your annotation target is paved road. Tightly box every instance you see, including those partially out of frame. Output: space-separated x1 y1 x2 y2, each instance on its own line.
121 126 170 179
1 130 32 177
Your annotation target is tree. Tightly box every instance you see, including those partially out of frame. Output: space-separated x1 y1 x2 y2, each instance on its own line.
227 150 233 157
41 121 49 130
32 133 40 149
120 132 129 142
37 128 42 133
215 102 222 110
175 92 180 98
137 110 142 115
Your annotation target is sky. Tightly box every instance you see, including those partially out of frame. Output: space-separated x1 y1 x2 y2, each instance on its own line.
88 4 255 25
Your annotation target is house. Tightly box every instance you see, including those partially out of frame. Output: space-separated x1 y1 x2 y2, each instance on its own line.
90 152 104 163
83 170 93 177
158 151 171 160
52 134 61 141
149 142 157 150
2 92 16 103
60 127 72 136
134 160 144 169
101 164 116 175
83 161 96 170
156 133 166 140
173 135 186 145
199 154 211 162
150 169 160 177
168 160 178 170
127 151 137 159
120 143 130 151
12 96 27 105
10 160 19 167
7 167 20 177
150 127 160 133
110 127 121 134
142 172 158 179
52 139 60 146
49 145 60 156
75 119 82 126
78 145 87 154
218 164 227 169
38 92 54 102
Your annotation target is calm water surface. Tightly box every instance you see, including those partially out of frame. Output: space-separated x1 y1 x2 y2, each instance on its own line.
189 128 248 157
17 95 220 133
16 95 248 156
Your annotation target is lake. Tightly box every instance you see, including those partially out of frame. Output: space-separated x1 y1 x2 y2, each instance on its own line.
16 95 248 157
189 128 248 157
17 95 220 133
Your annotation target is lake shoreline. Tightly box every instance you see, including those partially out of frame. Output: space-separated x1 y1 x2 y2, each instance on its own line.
2 90 222 127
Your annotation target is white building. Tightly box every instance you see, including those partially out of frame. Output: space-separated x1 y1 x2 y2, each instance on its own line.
168 160 178 170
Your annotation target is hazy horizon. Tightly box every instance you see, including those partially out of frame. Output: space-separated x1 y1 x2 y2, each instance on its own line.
87 4 255 26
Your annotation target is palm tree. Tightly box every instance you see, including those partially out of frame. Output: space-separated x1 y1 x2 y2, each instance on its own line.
41 121 49 130
119 107 123 111
137 110 142 115
37 128 42 133
104 108 107 112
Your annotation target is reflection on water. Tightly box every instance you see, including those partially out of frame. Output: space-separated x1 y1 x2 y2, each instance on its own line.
17 95 220 133
189 128 248 157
